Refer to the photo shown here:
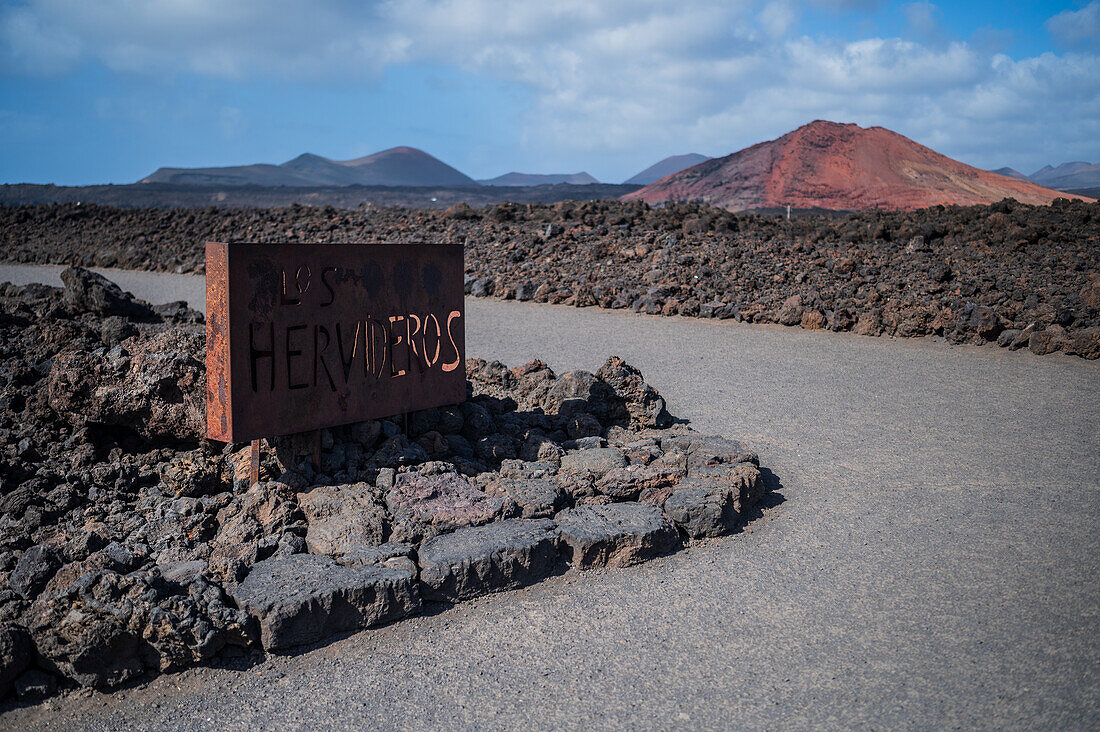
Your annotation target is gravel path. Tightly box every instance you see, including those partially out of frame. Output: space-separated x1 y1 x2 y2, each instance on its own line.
2 264 1098 730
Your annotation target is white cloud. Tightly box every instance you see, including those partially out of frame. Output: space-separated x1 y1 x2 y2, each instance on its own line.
0 4 80 74
0 0 1097 174
786 38 981 93
758 1 797 39
1046 1 1100 51
809 0 883 10
0 0 402 78
901 2 942 43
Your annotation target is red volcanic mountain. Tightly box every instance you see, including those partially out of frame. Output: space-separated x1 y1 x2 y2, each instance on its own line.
623 121 1092 211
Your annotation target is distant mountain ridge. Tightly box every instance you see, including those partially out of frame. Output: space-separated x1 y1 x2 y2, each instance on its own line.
624 120 1092 212
141 146 477 187
126 136 1100 204
990 167 1029 181
987 161 1100 191
625 153 710 185
479 172 599 186
1028 161 1100 190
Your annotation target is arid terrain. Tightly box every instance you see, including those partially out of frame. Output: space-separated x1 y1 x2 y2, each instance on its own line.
2 197 1098 358
0 263 1096 728
3 0 1099 720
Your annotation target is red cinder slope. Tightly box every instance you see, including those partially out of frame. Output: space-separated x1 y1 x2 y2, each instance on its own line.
623 121 1093 211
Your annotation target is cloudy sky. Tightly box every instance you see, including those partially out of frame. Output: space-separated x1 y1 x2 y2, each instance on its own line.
1 0 1098 185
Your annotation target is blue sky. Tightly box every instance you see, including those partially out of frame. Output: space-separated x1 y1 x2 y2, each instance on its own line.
1 0 1098 185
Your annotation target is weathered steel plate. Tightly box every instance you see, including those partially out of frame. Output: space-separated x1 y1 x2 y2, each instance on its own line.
206 241 465 443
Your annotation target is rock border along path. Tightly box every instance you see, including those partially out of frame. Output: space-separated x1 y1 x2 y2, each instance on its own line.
0 267 774 701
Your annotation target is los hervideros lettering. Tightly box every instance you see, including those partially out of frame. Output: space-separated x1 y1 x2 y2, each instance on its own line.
206 242 466 443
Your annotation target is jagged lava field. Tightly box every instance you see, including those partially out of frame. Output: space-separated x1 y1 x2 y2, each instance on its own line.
1 196 1098 358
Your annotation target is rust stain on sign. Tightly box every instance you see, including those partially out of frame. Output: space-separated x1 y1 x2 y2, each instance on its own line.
206 241 465 443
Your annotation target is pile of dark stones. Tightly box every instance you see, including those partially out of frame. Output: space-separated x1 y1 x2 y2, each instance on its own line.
2 197 1098 358
0 268 771 703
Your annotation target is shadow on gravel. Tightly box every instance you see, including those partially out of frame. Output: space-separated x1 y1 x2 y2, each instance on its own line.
737 466 787 530
270 560 576 658
0 646 272 712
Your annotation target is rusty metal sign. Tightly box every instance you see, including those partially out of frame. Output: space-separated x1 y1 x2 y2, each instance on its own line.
206 241 465 443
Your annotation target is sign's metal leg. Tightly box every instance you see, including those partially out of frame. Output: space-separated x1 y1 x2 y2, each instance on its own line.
250 439 260 486
312 430 322 470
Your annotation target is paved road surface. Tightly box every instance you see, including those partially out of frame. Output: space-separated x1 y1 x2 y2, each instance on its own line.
2 264 1098 730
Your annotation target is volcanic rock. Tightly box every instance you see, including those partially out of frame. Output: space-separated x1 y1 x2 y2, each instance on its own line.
0 281 773 697
594 356 672 429
1081 274 1100 309
60 266 155 319
210 481 304 567
801 309 827 330
658 463 763 538
161 455 221 497
158 560 208 586
5 198 1097 358
662 484 734 538
296 483 388 556
566 412 603 439
778 295 804 326
385 471 511 543
13 669 56 701
482 477 566 519
336 542 417 575
28 569 252 687
559 447 629 479
852 310 883 336
48 328 206 440
475 434 520 463
953 304 1004 342
364 435 429 471
230 553 420 651
595 463 683 501
659 434 758 470
1029 327 1068 356
1066 327 1100 360
0 625 32 698
555 503 678 569
884 304 935 338
417 519 561 602
10 545 61 600
541 370 619 424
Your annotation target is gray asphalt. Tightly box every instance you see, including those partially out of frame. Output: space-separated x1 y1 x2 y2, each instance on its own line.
2 264 1099 730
